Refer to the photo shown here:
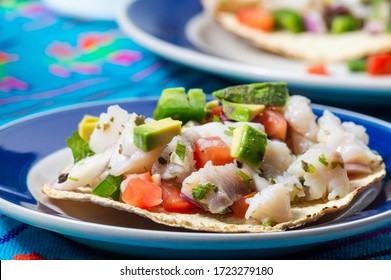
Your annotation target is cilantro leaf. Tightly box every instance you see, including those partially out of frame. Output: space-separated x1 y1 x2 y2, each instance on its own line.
318 153 329 167
66 131 95 163
301 160 316 174
192 183 218 201
175 140 186 162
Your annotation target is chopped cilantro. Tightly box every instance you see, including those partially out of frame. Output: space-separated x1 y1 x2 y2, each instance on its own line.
66 131 95 163
212 115 221 122
224 127 235 136
237 170 253 190
262 220 275 227
298 176 305 186
57 173 69 184
192 183 218 201
134 115 146 126
331 161 345 169
318 153 329 167
175 140 186 162
218 208 231 215
301 160 316 174
158 156 167 165
68 176 78 182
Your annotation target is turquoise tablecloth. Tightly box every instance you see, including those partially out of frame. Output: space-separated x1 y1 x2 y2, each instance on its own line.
1 0 391 260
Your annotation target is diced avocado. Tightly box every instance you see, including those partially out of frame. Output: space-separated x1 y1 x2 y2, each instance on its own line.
188 88 207 122
273 9 304 33
331 16 359 34
78 115 99 143
133 118 182 152
347 58 367 72
92 174 123 200
153 87 206 123
212 83 289 106
222 99 265 122
230 124 267 169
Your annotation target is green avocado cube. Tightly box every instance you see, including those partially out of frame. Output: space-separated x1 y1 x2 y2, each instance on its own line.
212 82 289 106
331 16 359 34
133 118 182 152
347 58 367 72
222 99 265 122
153 87 206 123
230 124 267 169
273 9 304 33
92 174 123 200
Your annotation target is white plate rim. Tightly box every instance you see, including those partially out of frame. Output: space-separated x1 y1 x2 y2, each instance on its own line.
116 0 391 93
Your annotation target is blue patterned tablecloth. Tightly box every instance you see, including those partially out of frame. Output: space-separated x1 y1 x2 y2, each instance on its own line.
1 0 391 260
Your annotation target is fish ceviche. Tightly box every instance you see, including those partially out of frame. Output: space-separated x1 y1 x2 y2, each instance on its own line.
43 82 385 232
202 0 391 71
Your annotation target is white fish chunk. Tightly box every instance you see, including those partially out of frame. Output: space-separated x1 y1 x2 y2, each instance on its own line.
152 136 196 183
317 110 382 169
287 144 350 200
245 184 292 223
89 105 129 153
284 95 318 142
181 162 250 213
53 148 113 191
260 139 295 179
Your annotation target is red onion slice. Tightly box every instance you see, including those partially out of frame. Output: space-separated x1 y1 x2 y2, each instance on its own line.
345 162 372 178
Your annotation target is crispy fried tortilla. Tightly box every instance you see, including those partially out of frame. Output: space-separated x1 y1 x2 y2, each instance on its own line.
202 0 391 63
42 163 385 233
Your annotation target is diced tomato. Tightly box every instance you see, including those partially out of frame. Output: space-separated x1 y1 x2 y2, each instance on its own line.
237 7 274 32
307 64 328 75
161 184 197 213
194 136 234 169
230 192 256 218
125 172 152 182
367 53 391 76
253 108 288 141
121 178 162 209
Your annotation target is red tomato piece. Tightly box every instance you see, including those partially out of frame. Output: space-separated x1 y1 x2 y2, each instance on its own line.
161 184 197 213
253 108 288 141
230 192 256 218
122 178 162 209
307 64 328 75
237 7 274 32
125 172 152 182
194 136 234 169
367 53 391 76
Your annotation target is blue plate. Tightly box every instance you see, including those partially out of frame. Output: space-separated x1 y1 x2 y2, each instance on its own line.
117 0 391 106
0 98 390 259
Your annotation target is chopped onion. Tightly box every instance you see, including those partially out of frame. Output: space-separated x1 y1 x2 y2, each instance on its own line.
180 193 205 210
303 11 327 33
364 20 385 34
345 163 372 178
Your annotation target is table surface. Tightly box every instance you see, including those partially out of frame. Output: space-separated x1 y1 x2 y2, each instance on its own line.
1 0 391 260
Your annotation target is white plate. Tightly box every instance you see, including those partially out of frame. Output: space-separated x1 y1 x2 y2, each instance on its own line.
117 0 391 105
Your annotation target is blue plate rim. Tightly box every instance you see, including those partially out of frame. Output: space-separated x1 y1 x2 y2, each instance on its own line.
0 97 390 251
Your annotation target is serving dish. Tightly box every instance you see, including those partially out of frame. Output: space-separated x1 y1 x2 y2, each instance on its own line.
117 0 391 106
0 97 390 259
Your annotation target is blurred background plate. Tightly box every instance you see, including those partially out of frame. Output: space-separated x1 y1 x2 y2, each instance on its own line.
43 0 128 20
117 0 391 107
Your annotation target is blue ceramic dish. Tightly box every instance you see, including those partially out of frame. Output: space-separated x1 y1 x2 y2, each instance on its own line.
0 97 390 259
